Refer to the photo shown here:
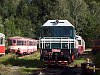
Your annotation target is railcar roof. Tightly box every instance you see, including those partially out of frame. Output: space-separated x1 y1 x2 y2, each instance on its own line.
8 36 37 41
42 20 74 27
75 35 82 40
0 33 5 37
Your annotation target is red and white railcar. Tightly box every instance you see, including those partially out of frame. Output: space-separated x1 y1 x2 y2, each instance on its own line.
0 33 5 55
7 36 37 55
76 35 85 55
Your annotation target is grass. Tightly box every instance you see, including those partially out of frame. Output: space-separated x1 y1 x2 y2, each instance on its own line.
0 51 44 75
72 57 86 67
1 50 99 75
0 51 43 67
74 59 86 66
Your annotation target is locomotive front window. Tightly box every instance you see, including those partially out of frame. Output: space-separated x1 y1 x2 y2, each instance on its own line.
42 26 74 37
42 27 52 37
61 26 74 37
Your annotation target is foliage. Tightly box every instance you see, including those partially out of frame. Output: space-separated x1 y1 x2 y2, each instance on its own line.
0 51 43 68
0 51 44 74
0 0 99 47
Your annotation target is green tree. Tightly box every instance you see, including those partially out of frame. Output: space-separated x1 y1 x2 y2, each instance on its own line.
0 16 4 33
3 16 16 38
16 0 30 19
2 0 19 18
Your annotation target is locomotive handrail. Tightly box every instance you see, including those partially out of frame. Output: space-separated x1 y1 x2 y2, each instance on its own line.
39 37 76 50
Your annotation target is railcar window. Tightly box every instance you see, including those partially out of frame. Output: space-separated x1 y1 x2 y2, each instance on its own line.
17 41 24 45
29 41 33 45
78 40 81 45
0 37 3 44
24 41 26 45
8 40 12 46
33 42 37 46
13 40 16 43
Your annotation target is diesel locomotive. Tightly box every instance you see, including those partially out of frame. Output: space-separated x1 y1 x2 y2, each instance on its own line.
39 20 79 66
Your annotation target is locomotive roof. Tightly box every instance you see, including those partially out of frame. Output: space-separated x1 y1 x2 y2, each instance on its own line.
42 20 74 27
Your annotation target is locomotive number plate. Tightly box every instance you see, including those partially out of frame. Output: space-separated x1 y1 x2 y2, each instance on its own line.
52 49 60 52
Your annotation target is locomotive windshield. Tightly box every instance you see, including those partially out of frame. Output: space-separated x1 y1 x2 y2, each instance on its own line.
42 26 74 37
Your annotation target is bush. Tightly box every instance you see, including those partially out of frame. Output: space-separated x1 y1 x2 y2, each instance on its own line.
0 52 43 68
0 54 17 65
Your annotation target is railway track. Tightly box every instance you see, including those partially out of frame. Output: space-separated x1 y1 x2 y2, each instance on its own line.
30 66 81 75
30 51 95 75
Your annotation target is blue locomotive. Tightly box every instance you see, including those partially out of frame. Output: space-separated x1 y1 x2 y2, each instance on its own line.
39 20 78 66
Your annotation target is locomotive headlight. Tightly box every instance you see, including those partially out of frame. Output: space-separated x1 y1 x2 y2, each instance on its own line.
64 44 68 48
45 43 50 47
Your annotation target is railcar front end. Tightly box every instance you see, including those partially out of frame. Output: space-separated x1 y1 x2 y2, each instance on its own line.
75 35 85 55
0 33 5 55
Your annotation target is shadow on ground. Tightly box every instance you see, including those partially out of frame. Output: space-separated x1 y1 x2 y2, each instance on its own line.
1 57 43 68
